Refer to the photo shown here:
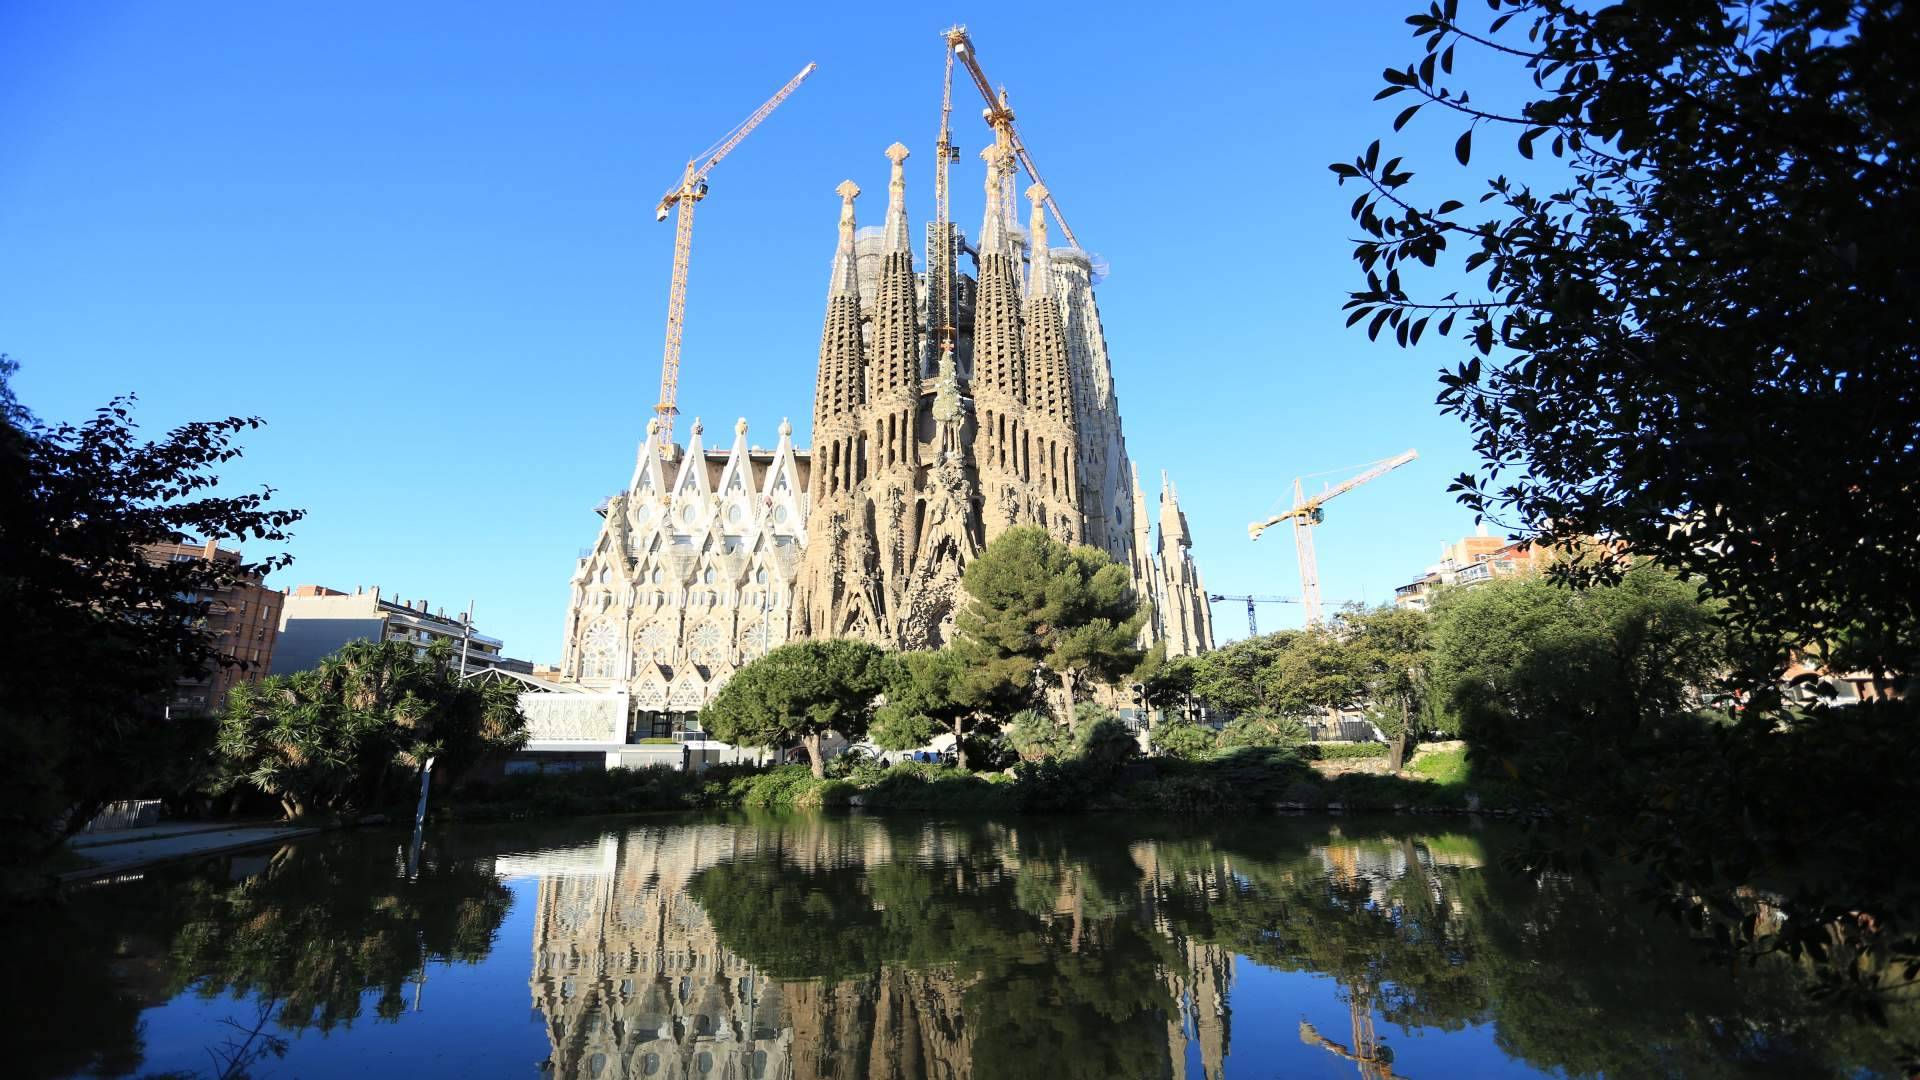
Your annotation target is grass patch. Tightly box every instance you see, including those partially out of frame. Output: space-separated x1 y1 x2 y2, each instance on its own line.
1410 747 1470 784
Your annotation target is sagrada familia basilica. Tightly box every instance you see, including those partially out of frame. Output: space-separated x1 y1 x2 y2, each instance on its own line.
553 141 1212 727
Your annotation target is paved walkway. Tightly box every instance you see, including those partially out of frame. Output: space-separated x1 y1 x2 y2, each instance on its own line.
62 821 322 883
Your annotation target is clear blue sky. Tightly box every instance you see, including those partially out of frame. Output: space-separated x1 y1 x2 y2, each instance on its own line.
3 1 1516 664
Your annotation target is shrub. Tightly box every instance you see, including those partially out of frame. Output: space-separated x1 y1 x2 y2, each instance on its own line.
1010 759 1101 812
959 732 1017 773
714 765 823 808
1006 709 1069 762
1217 710 1311 750
1133 773 1251 815
1149 721 1217 760
450 764 708 820
862 761 1017 812
1071 712 1139 773
1311 742 1388 761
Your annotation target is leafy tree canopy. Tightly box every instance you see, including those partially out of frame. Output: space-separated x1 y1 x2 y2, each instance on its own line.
1147 720 1216 760
1335 0 1920 680
0 358 302 868
872 647 1017 772
700 638 891 777
955 526 1145 717
1425 562 1726 767
1330 604 1435 768
216 638 527 818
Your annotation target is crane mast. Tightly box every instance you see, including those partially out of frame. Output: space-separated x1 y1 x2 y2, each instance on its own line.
943 26 1085 251
933 37 959 368
652 62 816 454
1248 450 1419 626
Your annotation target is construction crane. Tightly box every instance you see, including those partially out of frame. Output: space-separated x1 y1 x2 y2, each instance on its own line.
1298 990 1402 1079
1205 593 1301 637
931 36 962 371
1249 450 1418 626
651 62 816 454
942 25 1084 251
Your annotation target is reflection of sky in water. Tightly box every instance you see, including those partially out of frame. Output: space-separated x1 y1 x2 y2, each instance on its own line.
23 814 1916 1079
125 878 553 1078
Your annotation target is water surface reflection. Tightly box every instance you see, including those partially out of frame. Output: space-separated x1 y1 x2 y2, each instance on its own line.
15 813 1916 1078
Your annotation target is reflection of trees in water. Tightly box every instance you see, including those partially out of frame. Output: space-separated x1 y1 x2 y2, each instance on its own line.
8 832 513 1079
164 835 513 1032
26 815 1911 1079
672 816 1917 1080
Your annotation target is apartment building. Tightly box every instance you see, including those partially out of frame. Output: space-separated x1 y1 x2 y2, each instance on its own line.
141 540 283 715
271 584 531 676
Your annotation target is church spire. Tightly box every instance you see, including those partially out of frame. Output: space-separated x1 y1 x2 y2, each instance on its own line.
871 145 920 402
979 144 1011 259
814 181 866 431
883 142 911 254
829 179 861 298
972 145 1026 406
1026 182 1053 301
1023 182 1073 428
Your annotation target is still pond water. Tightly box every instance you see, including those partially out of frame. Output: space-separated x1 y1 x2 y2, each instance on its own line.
15 813 1915 1078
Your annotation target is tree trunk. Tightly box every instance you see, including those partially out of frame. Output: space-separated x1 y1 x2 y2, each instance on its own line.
802 733 825 779
951 719 970 772
1060 669 1077 724
1388 696 1414 773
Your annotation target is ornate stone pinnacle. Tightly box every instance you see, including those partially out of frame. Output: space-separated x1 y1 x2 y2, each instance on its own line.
779 417 792 437
1026 181 1048 206
647 417 659 435
690 417 703 436
735 416 749 436
883 144 911 253
836 179 861 202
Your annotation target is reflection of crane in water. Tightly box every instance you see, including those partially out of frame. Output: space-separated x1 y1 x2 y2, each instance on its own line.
1299 987 1402 1079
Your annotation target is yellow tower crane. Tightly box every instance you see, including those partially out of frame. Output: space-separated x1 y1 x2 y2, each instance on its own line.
651 62 816 454
1249 450 1418 626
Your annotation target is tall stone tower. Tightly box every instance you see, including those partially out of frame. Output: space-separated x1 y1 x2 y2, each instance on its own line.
558 142 1212 726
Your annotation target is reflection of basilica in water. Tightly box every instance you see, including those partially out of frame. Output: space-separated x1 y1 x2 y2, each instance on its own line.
514 823 1479 1080
517 824 979 1080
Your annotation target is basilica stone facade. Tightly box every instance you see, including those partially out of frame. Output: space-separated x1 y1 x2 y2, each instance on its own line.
558 142 1211 723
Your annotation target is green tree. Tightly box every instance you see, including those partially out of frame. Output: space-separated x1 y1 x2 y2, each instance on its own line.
1426 564 1725 776
1134 644 1199 722
216 638 527 818
1333 1 1918 681
872 647 1015 772
1004 708 1069 763
955 526 1145 719
1184 633 1296 717
1147 720 1216 760
1070 702 1140 774
700 638 890 778
1333 605 1433 770
0 358 302 869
